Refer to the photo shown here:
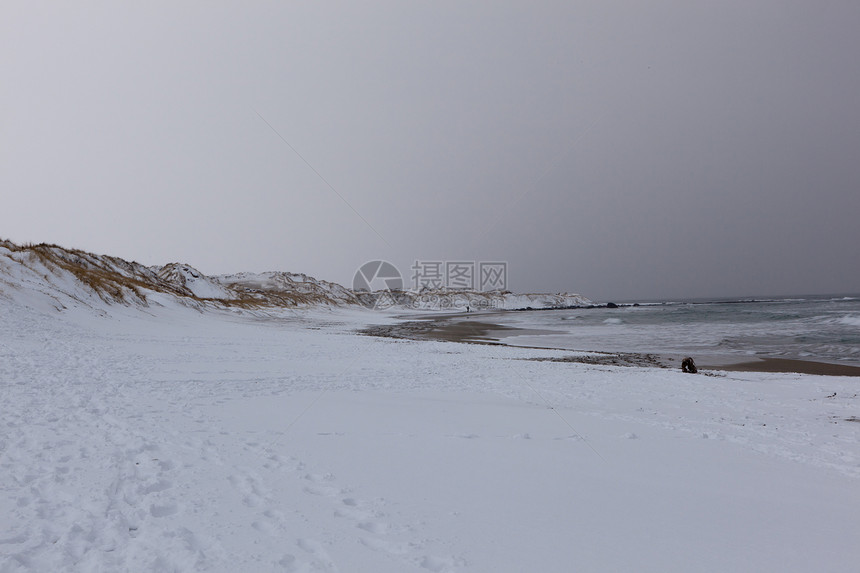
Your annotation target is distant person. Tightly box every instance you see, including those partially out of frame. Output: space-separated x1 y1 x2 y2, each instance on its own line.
681 357 698 373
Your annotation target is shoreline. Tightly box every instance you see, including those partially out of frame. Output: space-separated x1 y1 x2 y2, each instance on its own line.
709 357 860 377
367 314 860 377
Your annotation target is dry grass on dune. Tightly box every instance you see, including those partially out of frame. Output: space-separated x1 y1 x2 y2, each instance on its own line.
0 240 348 309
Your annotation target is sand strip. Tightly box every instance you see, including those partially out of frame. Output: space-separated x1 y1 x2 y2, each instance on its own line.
365 316 860 377
363 317 557 345
707 357 860 377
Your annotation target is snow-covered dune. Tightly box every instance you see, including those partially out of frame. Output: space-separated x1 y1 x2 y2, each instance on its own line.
156 264 236 301
0 241 359 314
0 241 589 314
217 271 359 308
0 241 168 314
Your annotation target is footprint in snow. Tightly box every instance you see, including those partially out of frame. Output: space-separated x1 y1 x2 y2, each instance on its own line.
334 497 373 521
357 520 388 535
359 535 412 556
278 553 301 573
302 473 341 497
297 538 339 572
138 479 173 495
150 502 179 518
418 554 467 572
252 519 277 536
228 473 266 508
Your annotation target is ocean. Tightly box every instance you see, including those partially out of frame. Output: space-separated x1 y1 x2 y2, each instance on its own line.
488 295 860 367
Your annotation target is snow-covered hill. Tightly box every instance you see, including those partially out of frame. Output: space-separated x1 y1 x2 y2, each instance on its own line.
0 240 591 314
0 241 360 314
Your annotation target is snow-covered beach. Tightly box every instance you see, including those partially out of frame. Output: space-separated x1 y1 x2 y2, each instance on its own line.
5 0 860 569
3 294 859 572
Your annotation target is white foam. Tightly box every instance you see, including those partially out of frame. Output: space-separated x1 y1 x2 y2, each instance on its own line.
836 314 860 327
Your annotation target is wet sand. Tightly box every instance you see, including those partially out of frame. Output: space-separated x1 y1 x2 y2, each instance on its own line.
366 315 860 377
708 357 860 377
364 315 558 345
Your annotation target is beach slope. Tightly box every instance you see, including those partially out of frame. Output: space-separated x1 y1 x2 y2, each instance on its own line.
2 300 859 572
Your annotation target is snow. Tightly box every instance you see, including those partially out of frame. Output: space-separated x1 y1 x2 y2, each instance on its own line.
156 264 233 300
2 299 860 572
495 292 592 310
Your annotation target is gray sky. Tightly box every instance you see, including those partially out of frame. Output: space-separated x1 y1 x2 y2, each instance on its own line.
3 1 859 301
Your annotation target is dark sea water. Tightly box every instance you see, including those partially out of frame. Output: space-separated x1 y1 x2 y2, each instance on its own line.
493 295 860 367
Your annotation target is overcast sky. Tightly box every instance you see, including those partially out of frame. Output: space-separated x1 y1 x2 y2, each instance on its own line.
2 1 859 301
